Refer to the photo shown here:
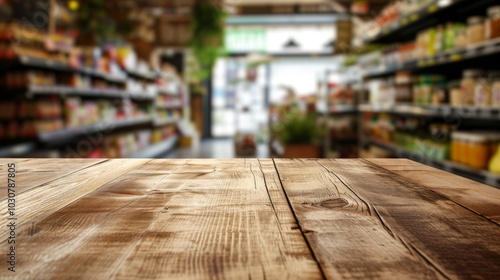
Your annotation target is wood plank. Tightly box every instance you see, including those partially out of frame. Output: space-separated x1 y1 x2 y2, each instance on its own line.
0 159 106 200
366 158 500 224
273 158 441 279
0 159 150 242
9 159 321 279
313 159 500 279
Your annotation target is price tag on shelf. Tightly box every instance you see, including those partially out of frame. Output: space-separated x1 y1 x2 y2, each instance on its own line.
428 5 438 13
410 14 419 22
401 18 409 26
418 60 426 67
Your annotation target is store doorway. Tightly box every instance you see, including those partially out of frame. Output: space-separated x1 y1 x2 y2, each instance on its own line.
211 58 269 139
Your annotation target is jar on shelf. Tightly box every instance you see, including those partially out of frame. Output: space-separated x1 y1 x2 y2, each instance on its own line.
466 133 490 169
449 81 463 106
454 25 468 49
452 132 467 164
486 6 500 40
461 70 482 107
474 74 492 107
467 16 485 45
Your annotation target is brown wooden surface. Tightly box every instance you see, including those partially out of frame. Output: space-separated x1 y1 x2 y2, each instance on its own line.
0 159 499 279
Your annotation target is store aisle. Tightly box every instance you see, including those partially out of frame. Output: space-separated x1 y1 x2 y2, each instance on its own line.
165 139 269 159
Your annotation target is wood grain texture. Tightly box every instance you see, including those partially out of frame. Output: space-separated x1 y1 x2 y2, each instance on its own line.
0 159 150 243
0 159 106 200
6 159 321 280
366 158 500 224
1 159 499 280
273 158 442 279
304 159 500 279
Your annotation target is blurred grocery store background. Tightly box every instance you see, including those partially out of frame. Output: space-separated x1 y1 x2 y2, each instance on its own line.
1 0 500 187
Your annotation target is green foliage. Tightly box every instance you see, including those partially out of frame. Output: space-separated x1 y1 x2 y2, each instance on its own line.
277 110 318 145
75 0 134 43
189 1 227 81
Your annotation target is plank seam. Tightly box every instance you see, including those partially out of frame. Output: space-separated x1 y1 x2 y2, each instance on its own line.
14 159 109 197
272 159 327 280
0 159 153 245
257 159 286 243
320 159 451 279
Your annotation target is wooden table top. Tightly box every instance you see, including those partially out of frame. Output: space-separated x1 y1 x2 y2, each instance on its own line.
1 158 499 279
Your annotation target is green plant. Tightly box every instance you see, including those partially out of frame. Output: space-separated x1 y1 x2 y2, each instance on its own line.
74 0 136 44
277 110 319 145
189 1 227 81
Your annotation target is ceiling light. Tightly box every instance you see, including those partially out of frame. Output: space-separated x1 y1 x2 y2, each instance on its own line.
283 38 300 49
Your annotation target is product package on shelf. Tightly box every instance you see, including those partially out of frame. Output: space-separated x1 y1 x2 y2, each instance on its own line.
452 131 500 171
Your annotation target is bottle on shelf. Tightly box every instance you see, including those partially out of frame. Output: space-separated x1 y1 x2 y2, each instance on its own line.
486 6 500 40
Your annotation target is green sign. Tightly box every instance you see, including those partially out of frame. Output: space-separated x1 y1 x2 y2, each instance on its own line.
225 29 267 52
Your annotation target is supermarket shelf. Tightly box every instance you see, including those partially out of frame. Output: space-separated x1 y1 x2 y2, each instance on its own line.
124 68 157 81
329 104 358 114
364 38 500 79
39 116 153 143
0 142 37 157
23 85 156 101
156 103 184 110
13 56 128 83
364 0 498 44
158 88 180 96
367 139 500 188
359 104 500 120
128 93 156 101
130 135 179 158
79 67 127 84
153 118 179 127
27 85 126 99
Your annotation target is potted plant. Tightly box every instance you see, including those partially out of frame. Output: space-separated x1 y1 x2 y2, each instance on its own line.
189 0 226 84
276 110 320 158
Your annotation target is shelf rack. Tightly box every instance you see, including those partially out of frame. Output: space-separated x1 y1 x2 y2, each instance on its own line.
12 56 127 83
130 135 179 158
39 117 153 143
0 54 188 158
353 0 500 188
364 0 499 45
364 38 500 79
359 104 500 120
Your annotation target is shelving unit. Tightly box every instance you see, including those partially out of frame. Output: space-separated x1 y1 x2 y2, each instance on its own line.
364 0 499 44
352 0 500 188
0 52 187 158
359 104 500 120
38 117 153 143
364 38 500 79
9 55 128 83
156 103 184 109
130 135 179 158
321 67 361 158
